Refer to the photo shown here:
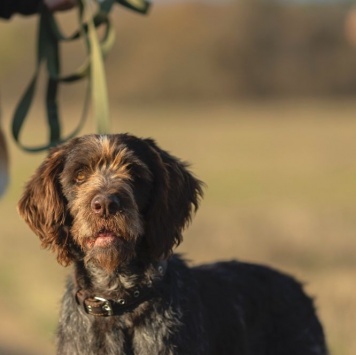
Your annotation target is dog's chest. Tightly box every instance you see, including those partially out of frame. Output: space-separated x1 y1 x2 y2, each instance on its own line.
58 294 190 355
56 270 209 355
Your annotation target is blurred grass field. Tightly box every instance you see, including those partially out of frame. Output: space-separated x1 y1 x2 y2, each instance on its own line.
0 99 356 354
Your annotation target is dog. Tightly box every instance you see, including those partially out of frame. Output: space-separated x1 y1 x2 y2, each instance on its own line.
18 133 328 355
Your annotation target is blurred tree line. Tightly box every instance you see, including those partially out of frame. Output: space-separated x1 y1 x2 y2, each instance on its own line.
1 0 356 103
227 0 356 99
106 0 356 102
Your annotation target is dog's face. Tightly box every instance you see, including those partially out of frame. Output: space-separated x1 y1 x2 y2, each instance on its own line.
18 134 203 273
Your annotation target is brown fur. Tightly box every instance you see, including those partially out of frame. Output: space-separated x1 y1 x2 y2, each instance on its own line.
18 134 203 271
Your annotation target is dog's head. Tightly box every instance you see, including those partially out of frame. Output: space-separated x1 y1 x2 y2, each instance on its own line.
18 134 203 273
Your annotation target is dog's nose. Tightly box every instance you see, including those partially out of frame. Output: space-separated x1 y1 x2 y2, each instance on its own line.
91 194 120 217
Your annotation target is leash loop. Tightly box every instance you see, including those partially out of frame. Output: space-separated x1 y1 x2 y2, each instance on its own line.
12 0 151 152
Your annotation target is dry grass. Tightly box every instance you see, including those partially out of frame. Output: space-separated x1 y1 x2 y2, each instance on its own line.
0 99 355 354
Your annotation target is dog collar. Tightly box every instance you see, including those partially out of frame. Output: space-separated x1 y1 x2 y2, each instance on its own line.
75 261 167 317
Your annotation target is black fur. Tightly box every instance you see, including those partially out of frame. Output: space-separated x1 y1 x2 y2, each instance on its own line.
18 134 328 355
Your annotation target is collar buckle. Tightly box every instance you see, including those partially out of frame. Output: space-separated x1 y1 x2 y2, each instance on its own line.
93 296 113 316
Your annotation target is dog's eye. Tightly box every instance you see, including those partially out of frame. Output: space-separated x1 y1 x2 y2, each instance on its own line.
74 171 86 184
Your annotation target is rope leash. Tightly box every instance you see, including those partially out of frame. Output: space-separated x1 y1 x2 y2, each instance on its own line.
12 0 151 152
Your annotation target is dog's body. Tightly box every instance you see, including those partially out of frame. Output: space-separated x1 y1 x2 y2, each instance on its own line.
18 134 328 355
57 256 326 355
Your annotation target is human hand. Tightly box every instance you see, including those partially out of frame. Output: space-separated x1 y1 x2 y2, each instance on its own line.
44 0 76 12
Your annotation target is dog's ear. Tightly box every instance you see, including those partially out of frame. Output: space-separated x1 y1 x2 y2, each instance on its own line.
142 139 204 259
18 142 74 266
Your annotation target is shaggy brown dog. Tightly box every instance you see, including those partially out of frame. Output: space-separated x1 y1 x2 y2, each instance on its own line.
18 134 328 355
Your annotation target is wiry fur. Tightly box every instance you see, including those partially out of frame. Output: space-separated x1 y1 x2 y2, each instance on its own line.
18 133 328 355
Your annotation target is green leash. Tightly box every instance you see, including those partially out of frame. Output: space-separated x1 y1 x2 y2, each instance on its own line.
12 0 150 152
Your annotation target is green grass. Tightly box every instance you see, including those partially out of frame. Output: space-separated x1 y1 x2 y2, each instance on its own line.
0 99 355 354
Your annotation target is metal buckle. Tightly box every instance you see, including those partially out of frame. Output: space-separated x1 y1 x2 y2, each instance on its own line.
94 296 113 316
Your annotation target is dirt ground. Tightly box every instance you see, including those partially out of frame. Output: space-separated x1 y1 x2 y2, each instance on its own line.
0 100 355 354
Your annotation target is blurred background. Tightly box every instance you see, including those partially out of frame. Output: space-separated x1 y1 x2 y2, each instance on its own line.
1 0 356 353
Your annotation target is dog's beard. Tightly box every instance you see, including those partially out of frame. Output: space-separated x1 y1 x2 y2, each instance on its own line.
84 240 136 274
72 208 144 274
